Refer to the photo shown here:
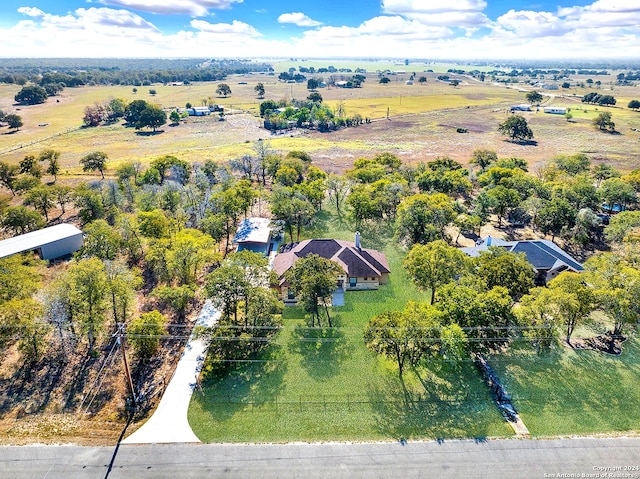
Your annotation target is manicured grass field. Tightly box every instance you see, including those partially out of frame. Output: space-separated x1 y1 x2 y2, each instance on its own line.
188 211 513 443
490 337 640 437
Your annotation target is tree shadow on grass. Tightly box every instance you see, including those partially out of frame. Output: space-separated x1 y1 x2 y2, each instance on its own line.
289 313 349 380
490 342 638 434
504 139 538 146
0 349 69 416
135 130 164 136
307 208 394 252
355 221 395 251
306 209 334 237
63 349 99 410
196 344 287 423
367 363 499 440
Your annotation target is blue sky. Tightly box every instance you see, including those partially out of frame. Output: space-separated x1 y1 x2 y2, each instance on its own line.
0 0 638 59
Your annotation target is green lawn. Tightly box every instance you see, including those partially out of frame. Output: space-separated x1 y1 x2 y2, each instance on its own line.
490 337 640 437
188 210 512 442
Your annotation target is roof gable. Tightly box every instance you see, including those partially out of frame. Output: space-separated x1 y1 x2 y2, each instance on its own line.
296 239 342 260
358 249 391 274
523 240 584 272
337 248 379 277
273 238 390 282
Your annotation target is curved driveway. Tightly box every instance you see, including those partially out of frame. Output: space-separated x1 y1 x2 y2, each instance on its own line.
122 301 220 444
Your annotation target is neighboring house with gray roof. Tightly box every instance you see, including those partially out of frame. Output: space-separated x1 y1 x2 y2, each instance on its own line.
460 236 584 285
272 233 390 305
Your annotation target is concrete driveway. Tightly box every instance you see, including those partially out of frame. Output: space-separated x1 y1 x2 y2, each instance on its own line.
122 300 220 444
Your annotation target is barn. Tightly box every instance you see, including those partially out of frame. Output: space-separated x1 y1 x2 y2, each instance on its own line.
0 223 84 261
188 106 211 116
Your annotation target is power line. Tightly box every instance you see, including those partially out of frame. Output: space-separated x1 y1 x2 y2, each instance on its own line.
78 338 120 414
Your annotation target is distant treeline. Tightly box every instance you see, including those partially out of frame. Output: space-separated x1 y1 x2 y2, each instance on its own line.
0 58 274 86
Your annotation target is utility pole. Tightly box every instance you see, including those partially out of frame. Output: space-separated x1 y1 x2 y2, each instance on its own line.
118 324 137 408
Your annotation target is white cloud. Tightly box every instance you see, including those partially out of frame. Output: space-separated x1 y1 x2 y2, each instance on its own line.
588 0 640 13
359 15 451 38
76 8 161 31
16 7 45 17
98 0 243 17
278 12 322 27
292 16 454 56
15 6 159 32
557 0 640 29
381 0 490 26
496 10 568 38
382 0 487 14
3 1 640 59
190 19 261 36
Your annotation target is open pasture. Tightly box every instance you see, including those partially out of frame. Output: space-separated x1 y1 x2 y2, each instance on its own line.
1 69 640 180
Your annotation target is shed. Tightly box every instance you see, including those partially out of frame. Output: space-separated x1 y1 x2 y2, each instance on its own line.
188 107 211 116
233 217 277 257
0 223 84 261
543 107 567 115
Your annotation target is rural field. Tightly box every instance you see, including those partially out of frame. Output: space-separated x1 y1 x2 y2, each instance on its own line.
2 67 640 178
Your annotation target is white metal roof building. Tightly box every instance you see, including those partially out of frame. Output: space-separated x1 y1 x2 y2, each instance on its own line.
233 217 271 245
0 223 83 260
232 217 277 257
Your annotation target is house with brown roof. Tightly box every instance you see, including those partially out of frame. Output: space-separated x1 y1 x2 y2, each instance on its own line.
272 233 390 305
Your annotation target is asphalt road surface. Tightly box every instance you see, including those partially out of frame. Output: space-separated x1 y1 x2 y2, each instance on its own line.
2 437 640 479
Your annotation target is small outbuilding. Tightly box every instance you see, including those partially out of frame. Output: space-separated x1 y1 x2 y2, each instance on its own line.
0 223 83 261
188 106 211 116
232 217 278 258
543 107 567 115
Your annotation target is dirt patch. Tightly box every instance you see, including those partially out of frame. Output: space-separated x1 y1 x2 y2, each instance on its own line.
570 333 626 355
0 291 203 446
297 106 640 175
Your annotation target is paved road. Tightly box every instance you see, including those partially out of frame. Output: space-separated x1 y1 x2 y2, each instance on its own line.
122 301 220 444
2 437 640 479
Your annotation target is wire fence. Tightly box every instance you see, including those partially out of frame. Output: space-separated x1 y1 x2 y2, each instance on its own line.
0 126 82 157
196 391 495 412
